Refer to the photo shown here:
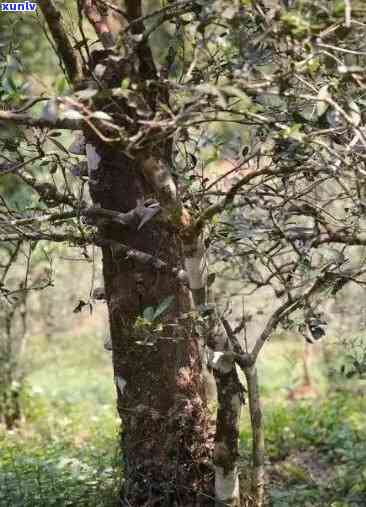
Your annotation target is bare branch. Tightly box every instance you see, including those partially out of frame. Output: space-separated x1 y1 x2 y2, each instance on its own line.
0 156 43 176
124 0 199 42
125 0 192 30
250 276 328 363
39 0 83 84
0 231 86 244
124 0 157 80
1 201 161 230
0 110 82 130
194 163 275 234
94 238 185 281
18 173 79 209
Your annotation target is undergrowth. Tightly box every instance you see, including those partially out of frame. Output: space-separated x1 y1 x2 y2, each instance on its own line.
0 336 365 506
0 390 121 507
240 370 366 505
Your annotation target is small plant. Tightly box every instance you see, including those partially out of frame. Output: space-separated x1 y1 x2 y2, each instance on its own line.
338 335 366 379
239 393 366 507
134 295 175 345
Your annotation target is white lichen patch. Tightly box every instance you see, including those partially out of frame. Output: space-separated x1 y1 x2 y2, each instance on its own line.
115 376 127 395
142 156 177 202
209 351 235 374
69 131 86 155
86 143 101 173
214 465 239 504
104 335 112 351
184 254 208 290
184 237 208 291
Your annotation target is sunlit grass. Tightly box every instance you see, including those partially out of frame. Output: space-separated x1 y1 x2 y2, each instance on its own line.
1 333 366 506
0 330 120 506
239 338 366 507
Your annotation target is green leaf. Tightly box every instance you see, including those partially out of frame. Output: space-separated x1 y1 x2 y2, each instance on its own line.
55 76 68 95
49 137 69 155
143 306 155 322
316 85 330 118
348 101 361 126
281 13 310 39
153 295 175 320
207 272 216 287
306 58 320 77
333 0 345 15
281 123 305 142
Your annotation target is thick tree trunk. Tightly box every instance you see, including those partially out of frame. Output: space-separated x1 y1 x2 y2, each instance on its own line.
89 142 214 505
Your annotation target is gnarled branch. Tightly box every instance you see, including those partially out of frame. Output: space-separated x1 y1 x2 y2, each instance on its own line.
0 110 82 131
39 0 83 84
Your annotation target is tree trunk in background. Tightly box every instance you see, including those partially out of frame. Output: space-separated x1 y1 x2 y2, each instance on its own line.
0 280 27 430
0 386 21 430
89 142 214 505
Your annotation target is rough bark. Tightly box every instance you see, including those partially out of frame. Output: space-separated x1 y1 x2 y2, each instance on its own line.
213 367 242 507
182 235 244 507
0 264 27 430
88 140 214 505
39 0 82 84
245 366 265 507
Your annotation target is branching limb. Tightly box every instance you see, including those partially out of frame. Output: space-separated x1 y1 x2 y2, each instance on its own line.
0 200 161 230
18 173 79 209
0 231 86 244
0 232 184 282
124 0 157 80
219 316 264 504
39 0 83 84
138 1 200 43
250 276 327 363
0 110 83 131
82 0 116 48
0 156 43 176
194 163 275 234
124 0 197 35
97 0 127 19
220 317 252 369
0 242 21 286
94 237 186 281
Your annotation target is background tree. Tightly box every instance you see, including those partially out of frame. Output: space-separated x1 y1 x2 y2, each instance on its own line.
1 1 366 506
0 16 55 428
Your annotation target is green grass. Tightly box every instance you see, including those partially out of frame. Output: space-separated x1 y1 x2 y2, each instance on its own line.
1 334 366 506
239 394 366 506
0 391 121 507
0 332 121 507
239 338 366 507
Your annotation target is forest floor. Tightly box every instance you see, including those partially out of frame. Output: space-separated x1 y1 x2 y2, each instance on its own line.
0 332 365 506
